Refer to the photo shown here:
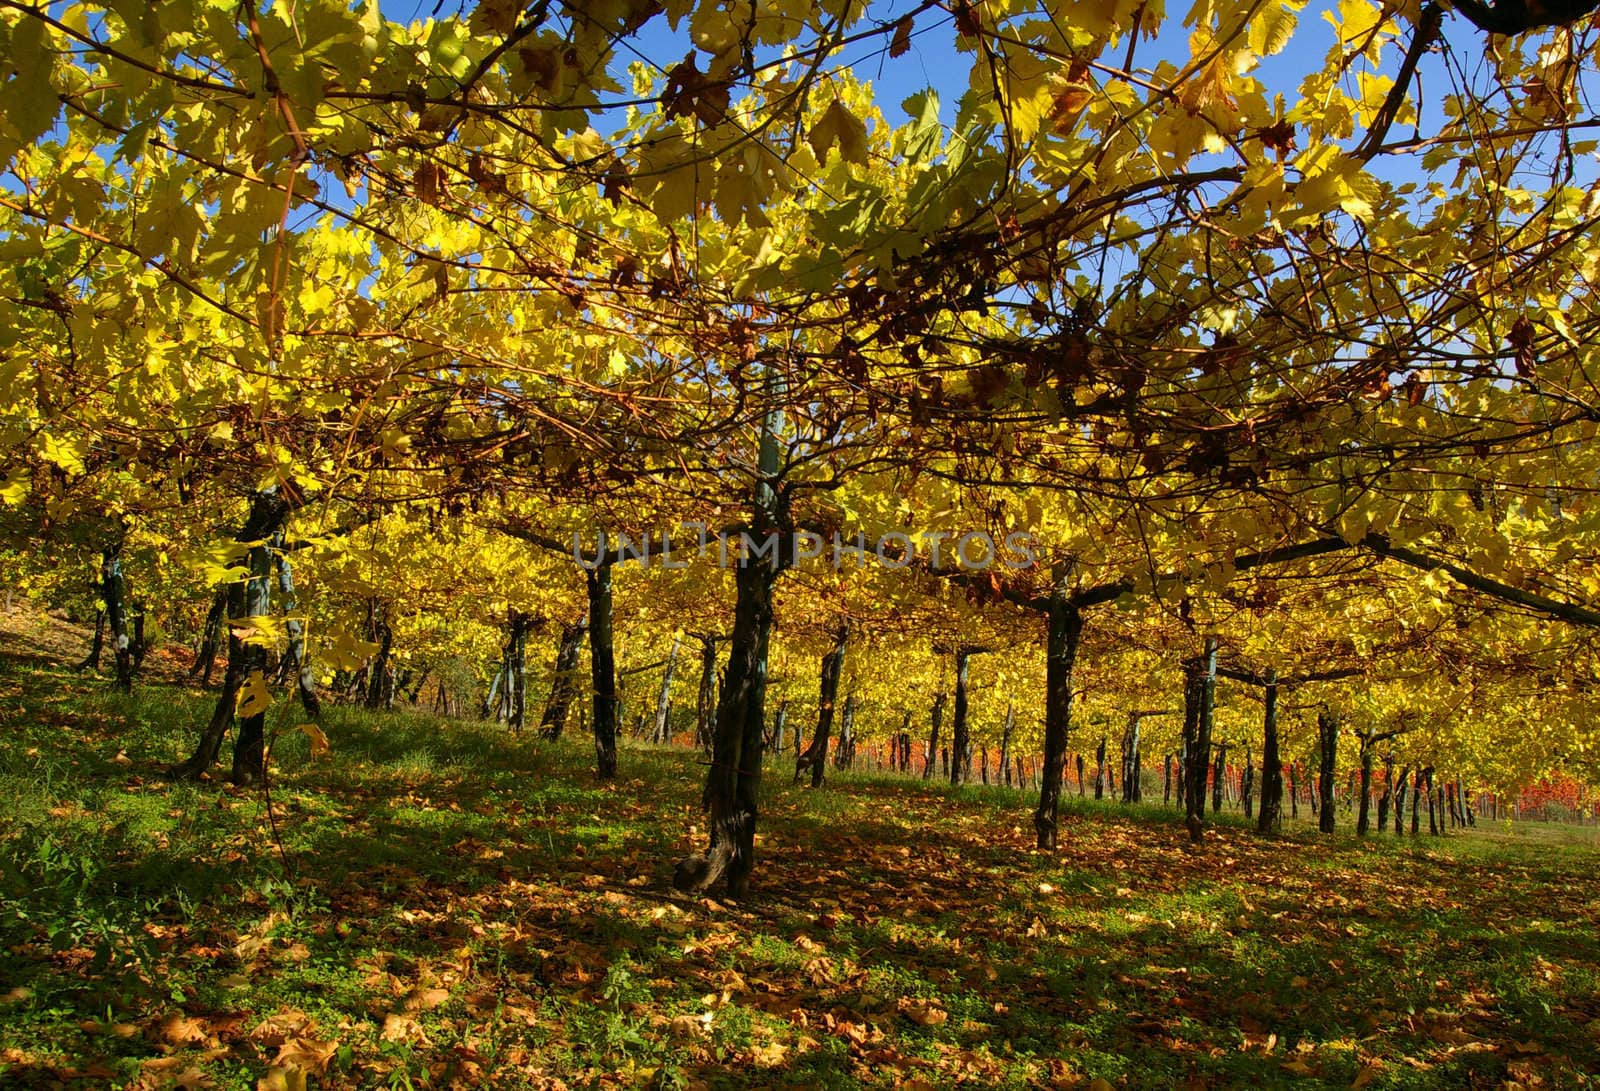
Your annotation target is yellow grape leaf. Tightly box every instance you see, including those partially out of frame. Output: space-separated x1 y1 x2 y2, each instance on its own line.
1249 5 1297 57
0 468 27 506
232 615 288 649
1324 0 1385 44
319 626 380 672
297 722 330 759
647 161 699 223
236 672 272 719
808 100 869 165
39 432 88 475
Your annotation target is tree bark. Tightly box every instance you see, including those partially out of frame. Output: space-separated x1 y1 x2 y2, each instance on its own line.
1094 736 1107 799
96 544 136 691
1317 709 1339 834
1032 595 1082 850
835 694 856 769
1122 713 1141 803
79 608 106 671
272 538 321 720
923 689 946 780
653 631 681 744
1211 740 1227 815
1257 671 1282 833
998 701 1014 787
694 633 718 754
586 565 618 780
797 622 848 786
1376 757 1395 834
771 698 788 754
1357 735 1375 835
364 600 393 711
190 590 226 684
950 646 977 787
178 490 291 783
1182 639 1217 843
483 662 505 722
1241 745 1254 819
509 611 529 733
673 550 779 898
539 616 587 739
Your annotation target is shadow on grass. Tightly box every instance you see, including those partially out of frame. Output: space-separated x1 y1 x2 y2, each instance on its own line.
2 643 1599 1089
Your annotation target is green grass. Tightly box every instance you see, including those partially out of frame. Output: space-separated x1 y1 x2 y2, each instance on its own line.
2 643 1599 1089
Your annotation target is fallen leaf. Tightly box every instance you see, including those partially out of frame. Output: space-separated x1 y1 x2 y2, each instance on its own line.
380 1013 425 1043
272 1036 338 1074
670 1012 713 1037
405 987 451 1011
295 722 330 758
898 998 948 1027
257 1068 307 1091
159 1012 211 1047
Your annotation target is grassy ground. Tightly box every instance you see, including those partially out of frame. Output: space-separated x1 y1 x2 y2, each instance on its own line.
2 612 1599 1089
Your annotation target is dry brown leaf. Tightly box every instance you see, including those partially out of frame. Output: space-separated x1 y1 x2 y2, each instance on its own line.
380 1013 425 1043
405 987 451 1011
898 998 948 1027
159 1012 212 1047
272 1036 338 1075
250 1009 310 1048
752 1041 787 1067
257 1068 307 1091
670 1012 712 1037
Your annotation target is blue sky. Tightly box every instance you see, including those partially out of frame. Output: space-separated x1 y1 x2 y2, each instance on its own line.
375 0 1486 181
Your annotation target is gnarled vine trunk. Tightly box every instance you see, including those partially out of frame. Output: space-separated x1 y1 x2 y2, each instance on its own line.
539 615 587 740
652 632 681 744
271 536 320 720
923 689 946 780
1317 710 1339 834
694 633 718 754
1257 671 1282 833
178 489 292 784
1182 639 1217 843
796 622 848 787
673 552 779 898
191 590 226 684
1032 595 1082 850
587 565 618 780
1357 736 1375 836
950 646 976 787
